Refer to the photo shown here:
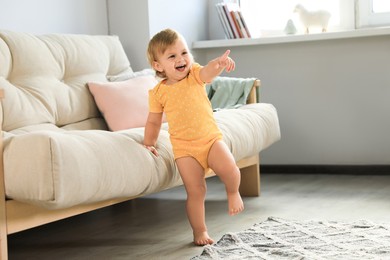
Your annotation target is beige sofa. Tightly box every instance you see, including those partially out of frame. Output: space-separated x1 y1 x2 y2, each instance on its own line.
0 30 280 258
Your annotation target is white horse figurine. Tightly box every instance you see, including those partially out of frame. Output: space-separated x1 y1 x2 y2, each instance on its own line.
294 4 331 33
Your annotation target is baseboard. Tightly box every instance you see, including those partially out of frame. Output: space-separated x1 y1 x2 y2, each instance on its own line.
260 165 390 175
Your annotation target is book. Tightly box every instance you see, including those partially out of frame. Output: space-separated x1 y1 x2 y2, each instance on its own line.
222 3 240 38
215 3 233 39
238 10 251 38
233 10 248 38
215 2 251 39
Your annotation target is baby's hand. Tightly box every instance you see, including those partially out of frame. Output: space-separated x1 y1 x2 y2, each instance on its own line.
217 50 235 72
144 145 159 157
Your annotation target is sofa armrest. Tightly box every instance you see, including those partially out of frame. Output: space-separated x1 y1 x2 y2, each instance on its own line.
246 79 261 104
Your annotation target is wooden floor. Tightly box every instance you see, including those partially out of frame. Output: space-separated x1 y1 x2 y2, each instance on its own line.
7 173 390 260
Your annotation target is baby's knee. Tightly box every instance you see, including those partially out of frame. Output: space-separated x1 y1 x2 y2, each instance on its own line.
187 183 207 198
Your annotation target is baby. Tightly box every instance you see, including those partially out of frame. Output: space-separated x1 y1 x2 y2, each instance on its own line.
143 28 243 246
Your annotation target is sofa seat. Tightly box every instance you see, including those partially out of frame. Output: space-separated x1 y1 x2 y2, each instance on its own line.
4 103 279 209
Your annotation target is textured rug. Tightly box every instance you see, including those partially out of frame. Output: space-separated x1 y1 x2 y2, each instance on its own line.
192 216 390 260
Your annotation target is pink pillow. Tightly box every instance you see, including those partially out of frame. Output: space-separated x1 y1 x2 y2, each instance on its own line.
88 75 158 131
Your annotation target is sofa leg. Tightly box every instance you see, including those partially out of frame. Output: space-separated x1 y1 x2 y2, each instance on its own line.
1 95 9 259
1 172 8 258
0 222 7 260
239 160 260 197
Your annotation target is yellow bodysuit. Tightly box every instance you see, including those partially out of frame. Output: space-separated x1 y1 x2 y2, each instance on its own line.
148 63 223 170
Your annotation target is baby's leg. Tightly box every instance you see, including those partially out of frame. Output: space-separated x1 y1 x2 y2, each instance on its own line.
176 156 214 246
208 141 244 216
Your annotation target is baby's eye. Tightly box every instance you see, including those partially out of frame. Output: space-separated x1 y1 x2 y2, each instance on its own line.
168 55 175 59
182 51 188 56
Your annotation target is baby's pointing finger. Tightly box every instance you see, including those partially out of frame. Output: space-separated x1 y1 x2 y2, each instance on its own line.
221 49 231 59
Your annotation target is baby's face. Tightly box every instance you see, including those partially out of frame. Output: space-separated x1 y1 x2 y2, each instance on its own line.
153 37 193 85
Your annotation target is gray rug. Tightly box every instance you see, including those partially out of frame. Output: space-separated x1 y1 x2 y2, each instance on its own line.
192 216 390 259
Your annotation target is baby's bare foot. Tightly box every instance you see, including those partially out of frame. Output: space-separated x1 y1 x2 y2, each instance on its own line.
227 192 244 216
193 231 214 246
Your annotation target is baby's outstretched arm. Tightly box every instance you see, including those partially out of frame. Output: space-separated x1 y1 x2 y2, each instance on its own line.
200 50 235 83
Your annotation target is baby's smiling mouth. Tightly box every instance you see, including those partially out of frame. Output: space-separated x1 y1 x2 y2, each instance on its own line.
176 64 186 72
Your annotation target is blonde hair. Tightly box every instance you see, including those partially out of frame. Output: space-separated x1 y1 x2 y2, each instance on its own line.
147 28 183 78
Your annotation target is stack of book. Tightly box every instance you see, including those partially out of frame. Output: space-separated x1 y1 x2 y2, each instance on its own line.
215 2 251 39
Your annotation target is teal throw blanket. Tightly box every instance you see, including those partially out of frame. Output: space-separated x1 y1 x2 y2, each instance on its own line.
206 76 258 110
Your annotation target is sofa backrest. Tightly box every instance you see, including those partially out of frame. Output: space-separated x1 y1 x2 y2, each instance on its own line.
0 31 133 132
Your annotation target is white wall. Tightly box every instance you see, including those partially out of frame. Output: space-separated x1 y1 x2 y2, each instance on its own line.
195 36 390 165
0 0 107 34
107 0 208 71
107 0 151 71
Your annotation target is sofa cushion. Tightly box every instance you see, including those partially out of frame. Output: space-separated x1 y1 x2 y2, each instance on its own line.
0 30 133 132
4 127 180 209
88 75 158 131
4 103 280 209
